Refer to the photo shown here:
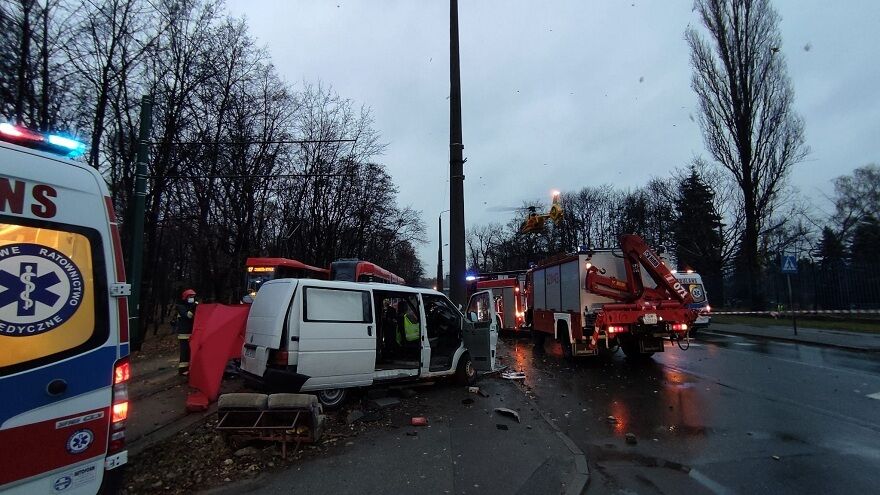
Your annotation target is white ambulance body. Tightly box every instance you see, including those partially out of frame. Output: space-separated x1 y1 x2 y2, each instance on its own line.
0 125 130 494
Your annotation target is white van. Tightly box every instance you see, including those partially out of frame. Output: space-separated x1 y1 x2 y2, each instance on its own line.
0 125 130 494
240 279 497 408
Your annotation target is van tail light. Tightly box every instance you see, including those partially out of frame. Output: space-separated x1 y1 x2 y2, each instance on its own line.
108 357 130 454
607 325 625 334
671 323 689 332
269 350 289 366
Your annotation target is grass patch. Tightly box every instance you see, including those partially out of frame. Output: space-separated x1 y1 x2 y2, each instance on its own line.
712 314 880 334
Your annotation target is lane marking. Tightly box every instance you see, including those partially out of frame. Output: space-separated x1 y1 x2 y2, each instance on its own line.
868 392 880 400
733 342 756 346
689 468 733 495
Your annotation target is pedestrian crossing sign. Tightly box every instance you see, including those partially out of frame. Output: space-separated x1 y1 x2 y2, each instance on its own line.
781 255 797 274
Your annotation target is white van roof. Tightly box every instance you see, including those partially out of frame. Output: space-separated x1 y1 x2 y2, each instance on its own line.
278 278 444 297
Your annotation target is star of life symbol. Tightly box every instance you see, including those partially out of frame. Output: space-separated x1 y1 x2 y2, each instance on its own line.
0 243 84 336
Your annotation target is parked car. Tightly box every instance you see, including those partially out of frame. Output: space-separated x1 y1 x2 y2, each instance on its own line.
239 279 496 408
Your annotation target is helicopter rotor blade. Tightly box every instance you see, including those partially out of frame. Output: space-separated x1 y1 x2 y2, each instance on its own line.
485 205 527 212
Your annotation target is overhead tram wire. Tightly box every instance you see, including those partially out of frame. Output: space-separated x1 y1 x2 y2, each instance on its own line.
145 138 357 146
145 138 360 181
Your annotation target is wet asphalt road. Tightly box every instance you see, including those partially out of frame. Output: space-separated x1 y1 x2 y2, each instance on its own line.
498 329 880 494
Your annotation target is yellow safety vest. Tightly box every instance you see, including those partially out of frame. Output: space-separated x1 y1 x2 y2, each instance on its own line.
403 313 420 342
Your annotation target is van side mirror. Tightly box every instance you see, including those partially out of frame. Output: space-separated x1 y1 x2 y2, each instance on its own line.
468 312 478 322
241 294 254 304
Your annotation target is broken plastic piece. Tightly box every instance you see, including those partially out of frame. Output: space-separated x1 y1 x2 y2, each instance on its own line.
494 407 521 423
501 371 526 380
468 386 479 393
411 417 428 426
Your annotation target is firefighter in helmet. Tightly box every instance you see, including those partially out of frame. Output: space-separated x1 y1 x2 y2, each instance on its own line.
176 289 198 374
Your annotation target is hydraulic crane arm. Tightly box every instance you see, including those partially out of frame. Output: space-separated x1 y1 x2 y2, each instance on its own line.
584 234 694 305
618 234 693 304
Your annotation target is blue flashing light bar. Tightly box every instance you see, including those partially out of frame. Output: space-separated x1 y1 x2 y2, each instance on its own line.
0 122 87 158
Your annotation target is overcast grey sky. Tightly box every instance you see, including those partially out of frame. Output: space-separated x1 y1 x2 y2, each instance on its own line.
226 0 880 272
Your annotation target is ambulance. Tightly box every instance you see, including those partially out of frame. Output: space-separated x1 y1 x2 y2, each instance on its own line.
0 124 130 494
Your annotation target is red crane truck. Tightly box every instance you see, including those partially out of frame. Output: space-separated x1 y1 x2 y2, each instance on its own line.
527 234 697 359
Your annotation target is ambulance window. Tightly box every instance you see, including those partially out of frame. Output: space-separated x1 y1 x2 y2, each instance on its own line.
0 216 108 376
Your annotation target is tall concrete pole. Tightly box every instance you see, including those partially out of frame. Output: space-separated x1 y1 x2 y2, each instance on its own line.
129 95 152 351
449 0 466 306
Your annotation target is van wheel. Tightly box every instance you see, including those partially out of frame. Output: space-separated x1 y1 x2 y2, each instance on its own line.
316 388 348 410
455 353 477 385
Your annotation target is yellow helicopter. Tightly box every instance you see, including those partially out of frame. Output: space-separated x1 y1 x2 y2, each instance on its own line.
487 191 564 234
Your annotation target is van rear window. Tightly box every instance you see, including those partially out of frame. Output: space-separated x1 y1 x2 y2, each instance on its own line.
303 287 372 323
0 217 108 376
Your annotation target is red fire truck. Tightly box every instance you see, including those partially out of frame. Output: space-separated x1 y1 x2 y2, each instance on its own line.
527 234 696 359
466 271 527 332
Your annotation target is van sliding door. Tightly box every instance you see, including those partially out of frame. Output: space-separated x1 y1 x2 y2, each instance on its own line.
297 287 375 389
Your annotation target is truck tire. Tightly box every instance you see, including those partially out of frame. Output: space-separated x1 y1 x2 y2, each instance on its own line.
316 388 348 410
455 352 477 385
557 322 573 360
532 329 546 353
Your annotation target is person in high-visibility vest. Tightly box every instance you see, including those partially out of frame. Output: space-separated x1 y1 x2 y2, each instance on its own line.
398 305 420 346
176 289 198 374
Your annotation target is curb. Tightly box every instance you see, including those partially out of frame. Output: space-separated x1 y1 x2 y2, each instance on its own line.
512 383 589 495
705 328 880 353
128 405 218 456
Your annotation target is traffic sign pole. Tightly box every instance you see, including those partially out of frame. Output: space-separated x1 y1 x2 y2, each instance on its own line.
786 273 797 336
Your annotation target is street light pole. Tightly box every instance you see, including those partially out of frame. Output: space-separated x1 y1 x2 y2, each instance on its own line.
438 210 449 292
449 0 466 306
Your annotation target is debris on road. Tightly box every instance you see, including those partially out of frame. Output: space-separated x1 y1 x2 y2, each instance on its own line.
468 386 480 393
494 407 521 423
625 433 638 445
501 371 526 380
411 416 428 426
478 389 490 398
772 455 781 461
461 398 475 405
607 415 618 424
370 397 402 409
496 424 509 430
346 409 365 424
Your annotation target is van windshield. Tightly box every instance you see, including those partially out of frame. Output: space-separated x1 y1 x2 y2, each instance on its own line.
0 218 107 376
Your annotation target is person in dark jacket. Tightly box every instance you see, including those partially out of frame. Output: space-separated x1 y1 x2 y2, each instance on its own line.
176 289 198 374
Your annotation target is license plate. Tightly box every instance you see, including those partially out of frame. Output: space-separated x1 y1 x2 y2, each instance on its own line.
105 451 127 470
244 346 256 358
642 313 658 325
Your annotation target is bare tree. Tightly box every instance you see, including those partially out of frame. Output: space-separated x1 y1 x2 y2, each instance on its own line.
686 0 808 309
